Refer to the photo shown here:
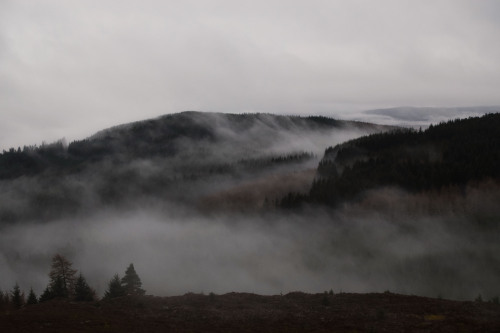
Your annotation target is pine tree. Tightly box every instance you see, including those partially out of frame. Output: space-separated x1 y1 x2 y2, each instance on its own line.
11 283 24 309
74 273 95 302
39 286 53 303
51 276 68 298
0 290 9 309
104 274 126 299
27 287 38 305
121 263 145 295
49 254 77 298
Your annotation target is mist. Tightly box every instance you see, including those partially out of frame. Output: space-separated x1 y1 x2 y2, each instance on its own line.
2 179 500 301
1 112 499 303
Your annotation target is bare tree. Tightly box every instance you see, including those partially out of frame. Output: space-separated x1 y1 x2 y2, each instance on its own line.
48 254 77 298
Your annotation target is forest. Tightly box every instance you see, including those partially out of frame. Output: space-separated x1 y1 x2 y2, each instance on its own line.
280 113 500 209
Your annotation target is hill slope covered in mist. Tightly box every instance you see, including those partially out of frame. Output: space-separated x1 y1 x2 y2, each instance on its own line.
1 111 500 302
280 113 500 209
0 111 390 223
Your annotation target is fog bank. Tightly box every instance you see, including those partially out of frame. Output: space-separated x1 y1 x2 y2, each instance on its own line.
1 196 499 301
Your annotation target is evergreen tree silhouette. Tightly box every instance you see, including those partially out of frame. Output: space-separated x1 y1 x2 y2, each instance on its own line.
104 274 126 299
74 273 95 301
11 283 24 309
121 263 145 295
39 286 53 303
27 287 38 305
51 276 68 298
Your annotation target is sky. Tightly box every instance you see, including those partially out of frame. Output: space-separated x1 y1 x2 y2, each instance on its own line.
1 0 500 151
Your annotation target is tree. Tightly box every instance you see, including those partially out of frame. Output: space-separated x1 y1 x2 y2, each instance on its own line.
104 274 126 299
74 273 95 302
121 263 145 295
48 254 77 298
39 286 53 303
11 283 24 309
0 290 10 309
27 287 38 305
50 276 68 298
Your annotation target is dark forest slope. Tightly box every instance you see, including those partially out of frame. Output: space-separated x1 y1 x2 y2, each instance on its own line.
281 113 500 207
0 112 387 180
0 112 390 223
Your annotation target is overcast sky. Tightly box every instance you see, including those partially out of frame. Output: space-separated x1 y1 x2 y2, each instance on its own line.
1 0 500 150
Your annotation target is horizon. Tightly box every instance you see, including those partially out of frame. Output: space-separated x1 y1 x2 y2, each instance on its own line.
2 105 499 152
2 1 500 151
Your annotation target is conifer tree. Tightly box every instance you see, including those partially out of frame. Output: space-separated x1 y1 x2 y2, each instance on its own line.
121 263 145 295
27 287 38 305
74 273 95 302
51 276 68 298
104 274 126 299
39 286 53 303
11 283 24 309
0 290 9 309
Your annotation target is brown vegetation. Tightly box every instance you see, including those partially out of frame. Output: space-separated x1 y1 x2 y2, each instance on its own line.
1 292 500 332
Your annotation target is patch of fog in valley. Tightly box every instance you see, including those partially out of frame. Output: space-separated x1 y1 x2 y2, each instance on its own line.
1 193 499 301
1 112 499 302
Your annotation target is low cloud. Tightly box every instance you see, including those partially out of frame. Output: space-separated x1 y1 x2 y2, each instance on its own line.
2 187 499 301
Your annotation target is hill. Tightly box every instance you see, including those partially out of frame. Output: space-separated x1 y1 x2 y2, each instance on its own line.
1 111 499 304
282 113 500 208
0 112 390 223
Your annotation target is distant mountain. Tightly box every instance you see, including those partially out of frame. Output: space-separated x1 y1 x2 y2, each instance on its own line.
0 111 391 223
286 113 500 208
362 105 500 125
0 112 389 180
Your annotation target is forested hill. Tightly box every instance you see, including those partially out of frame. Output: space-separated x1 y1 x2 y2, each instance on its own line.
0 111 391 223
0 112 386 180
291 113 500 207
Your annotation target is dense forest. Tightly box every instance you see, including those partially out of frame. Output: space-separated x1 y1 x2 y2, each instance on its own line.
0 112 388 224
0 112 381 181
280 113 500 208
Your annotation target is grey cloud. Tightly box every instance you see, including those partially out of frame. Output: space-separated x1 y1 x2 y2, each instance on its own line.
1 1 500 150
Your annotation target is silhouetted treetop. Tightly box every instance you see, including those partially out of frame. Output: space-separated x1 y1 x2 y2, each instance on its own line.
104 274 126 299
48 254 78 298
121 264 145 296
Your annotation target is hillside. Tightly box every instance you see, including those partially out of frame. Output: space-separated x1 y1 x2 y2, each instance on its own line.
2 292 500 332
0 112 386 180
285 113 500 208
0 112 390 223
1 111 500 306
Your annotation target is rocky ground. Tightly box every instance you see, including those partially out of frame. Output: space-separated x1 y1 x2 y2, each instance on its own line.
2 292 500 332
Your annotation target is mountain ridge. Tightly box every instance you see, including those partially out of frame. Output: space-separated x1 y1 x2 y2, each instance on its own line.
0 111 391 223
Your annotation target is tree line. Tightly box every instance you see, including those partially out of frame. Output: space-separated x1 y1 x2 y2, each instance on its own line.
0 254 145 311
278 113 500 208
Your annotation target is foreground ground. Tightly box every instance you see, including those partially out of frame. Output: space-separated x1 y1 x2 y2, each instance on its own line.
2 292 500 332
